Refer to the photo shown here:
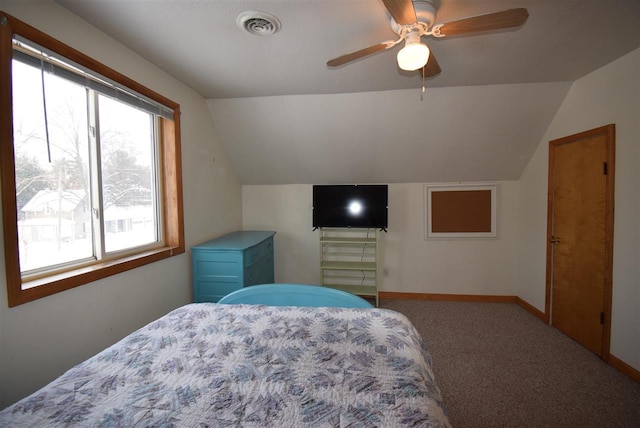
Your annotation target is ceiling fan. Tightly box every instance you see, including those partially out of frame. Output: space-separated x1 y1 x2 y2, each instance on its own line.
327 0 529 78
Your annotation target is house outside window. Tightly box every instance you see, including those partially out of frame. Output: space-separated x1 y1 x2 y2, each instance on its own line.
1 12 185 306
13 50 162 274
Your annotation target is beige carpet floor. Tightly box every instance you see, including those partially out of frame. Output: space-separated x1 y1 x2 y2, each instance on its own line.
379 299 640 428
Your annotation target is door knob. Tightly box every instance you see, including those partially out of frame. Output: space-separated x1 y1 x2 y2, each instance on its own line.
550 236 560 244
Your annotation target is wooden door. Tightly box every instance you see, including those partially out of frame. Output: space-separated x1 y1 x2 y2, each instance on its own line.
546 124 615 358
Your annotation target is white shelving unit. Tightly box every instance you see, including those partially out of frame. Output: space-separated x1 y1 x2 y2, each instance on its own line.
319 227 379 307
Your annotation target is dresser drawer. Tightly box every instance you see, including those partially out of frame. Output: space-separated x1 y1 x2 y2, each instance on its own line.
194 251 242 276
244 237 273 267
194 279 242 303
248 269 274 286
245 254 274 285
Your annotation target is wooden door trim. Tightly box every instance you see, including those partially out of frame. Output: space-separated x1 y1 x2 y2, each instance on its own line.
545 124 615 361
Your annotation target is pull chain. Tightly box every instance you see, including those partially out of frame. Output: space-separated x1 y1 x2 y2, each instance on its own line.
40 57 52 163
420 66 426 101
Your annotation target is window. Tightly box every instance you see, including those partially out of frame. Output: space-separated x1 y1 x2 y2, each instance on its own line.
1 13 185 306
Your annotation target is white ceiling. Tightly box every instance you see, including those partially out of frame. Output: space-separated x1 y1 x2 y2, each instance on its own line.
54 0 640 98
53 0 640 184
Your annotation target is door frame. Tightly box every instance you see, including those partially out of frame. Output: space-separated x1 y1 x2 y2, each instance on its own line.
545 124 615 361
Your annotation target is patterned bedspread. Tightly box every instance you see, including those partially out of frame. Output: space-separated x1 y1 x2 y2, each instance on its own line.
0 303 451 427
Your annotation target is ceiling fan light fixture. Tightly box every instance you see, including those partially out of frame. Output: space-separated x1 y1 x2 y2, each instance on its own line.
397 31 429 71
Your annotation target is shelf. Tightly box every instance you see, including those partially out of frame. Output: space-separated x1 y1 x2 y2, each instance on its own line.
322 283 378 297
319 227 379 307
321 251 375 258
320 236 377 245
321 261 377 271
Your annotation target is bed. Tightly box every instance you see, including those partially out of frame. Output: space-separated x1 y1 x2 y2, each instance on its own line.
0 285 451 427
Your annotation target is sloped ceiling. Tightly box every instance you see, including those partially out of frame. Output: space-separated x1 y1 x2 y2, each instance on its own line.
53 0 640 184
208 82 571 184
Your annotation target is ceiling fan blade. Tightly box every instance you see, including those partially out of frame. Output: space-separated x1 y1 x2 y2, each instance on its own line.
437 8 529 37
382 0 417 26
327 43 390 67
421 52 441 77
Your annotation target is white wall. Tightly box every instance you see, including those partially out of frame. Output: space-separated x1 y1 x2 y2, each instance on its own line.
518 48 640 370
244 49 640 372
0 1 242 407
243 182 520 295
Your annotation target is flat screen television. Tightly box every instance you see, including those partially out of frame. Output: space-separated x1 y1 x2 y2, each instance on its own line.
313 184 388 230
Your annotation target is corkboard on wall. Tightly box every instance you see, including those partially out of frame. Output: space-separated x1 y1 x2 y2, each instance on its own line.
431 190 492 233
425 184 498 238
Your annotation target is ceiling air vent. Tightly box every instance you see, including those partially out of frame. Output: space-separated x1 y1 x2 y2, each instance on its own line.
237 11 281 36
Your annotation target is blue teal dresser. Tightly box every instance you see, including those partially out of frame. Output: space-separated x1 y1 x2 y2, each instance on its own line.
192 231 276 302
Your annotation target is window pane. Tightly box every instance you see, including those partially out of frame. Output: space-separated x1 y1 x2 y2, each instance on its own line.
12 60 93 274
98 95 159 253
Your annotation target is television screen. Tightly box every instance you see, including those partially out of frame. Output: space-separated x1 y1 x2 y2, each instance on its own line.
313 185 388 229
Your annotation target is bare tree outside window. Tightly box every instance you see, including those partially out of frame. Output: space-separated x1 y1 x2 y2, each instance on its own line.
98 95 158 253
12 54 161 276
13 60 92 272
1 13 184 307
